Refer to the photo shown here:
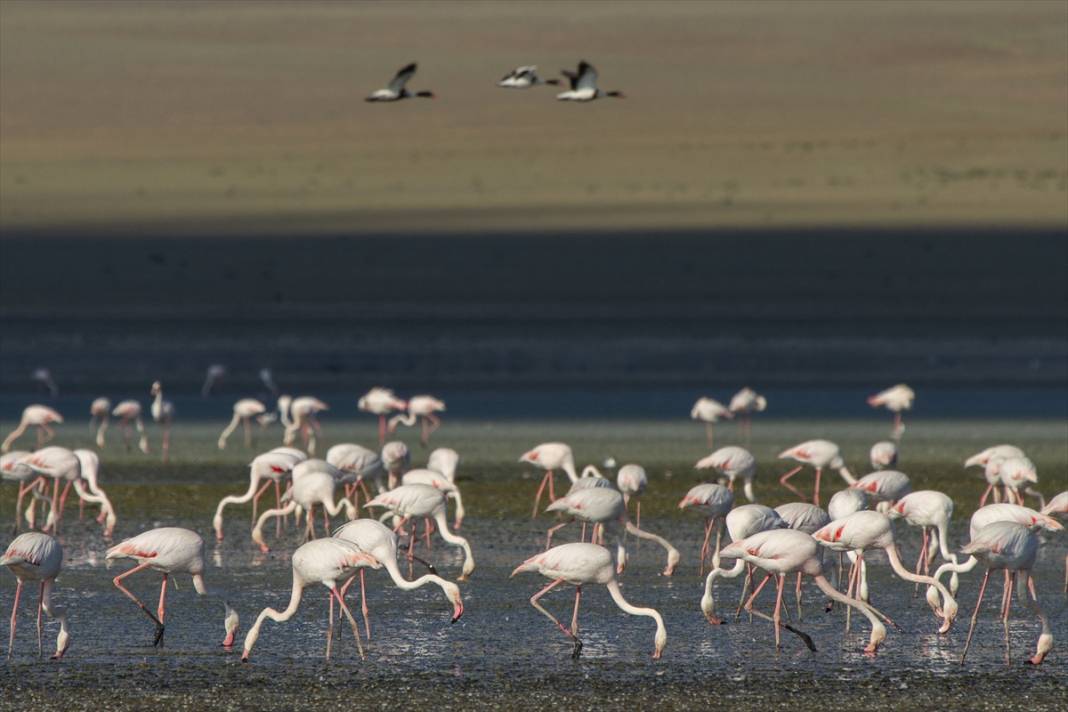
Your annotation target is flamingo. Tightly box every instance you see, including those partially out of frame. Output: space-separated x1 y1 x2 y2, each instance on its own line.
556 61 624 101
964 444 1025 470
850 470 911 511
677 483 734 575
70 449 116 538
690 397 732 448
326 443 382 506
381 441 411 490
497 65 560 88
699 504 788 624
112 399 149 453
427 447 460 483
520 442 579 518
149 381 175 463
364 484 474 580
218 398 268 450
778 440 855 506
812 510 958 634
31 368 58 397
511 542 666 659
729 387 767 442
616 463 648 528
252 471 356 552
955 522 1053 665
332 518 463 639
978 457 1010 506
2 451 37 532
545 487 680 576
212 450 300 541
282 396 329 454
998 456 1043 508
695 446 756 502
826 488 869 595
887 490 960 595
89 397 111 448
710 529 887 655
775 502 831 619
366 63 434 102
21 446 83 535
241 538 381 661
2 532 70 659
388 395 445 447
869 441 898 470
2 405 63 453
867 384 914 440
358 388 407 446
106 527 239 648
1040 492 1068 592
201 364 226 397
402 468 465 530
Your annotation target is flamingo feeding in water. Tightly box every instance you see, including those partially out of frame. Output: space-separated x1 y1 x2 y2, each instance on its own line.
389 395 446 447
213 450 301 541
869 441 898 470
218 398 268 449
677 483 734 575
112 399 148 453
778 440 855 506
358 388 406 446
252 471 356 552
887 490 960 594
241 538 381 661
616 464 648 528
690 397 731 448
729 387 767 442
2 531 70 659
280 396 329 455
2 405 63 453
511 542 666 659
696 446 756 502
106 527 239 649
427 447 460 484
867 383 914 441
520 442 579 518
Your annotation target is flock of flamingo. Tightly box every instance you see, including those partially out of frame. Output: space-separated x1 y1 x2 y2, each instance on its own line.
1 379 1065 668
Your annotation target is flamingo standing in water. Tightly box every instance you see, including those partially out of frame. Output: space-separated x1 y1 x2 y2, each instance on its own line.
888 490 960 594
112 399 149 453
403 468 466 530
690 397 732 448
358 388 406 446
812 510 958 634
389 395 445 447
381 441 411 490
89 397 111 448
867 384 914 441
520 442 579 518
2 405 63 453
280 396 329 454
696 446 756 502
2 532 70 659
616 464 647 528
850 470 912 511
997 456 1043 509
778 440 855 506
242 538 381 661
218 398 268 449
511 542 666 659
106 527 239 648
677 483 734 575
729 387 767 443
952 522 1053 665
965 445 1026 504
332 518 463 639
364 484 475 580
252 471 356 552
149 381 175 463
775 502 831 619
869 441 897 470
427 447 459 484
326 443 382 506
70 449 117 538
2 451 38 532
709 529 887 654
213 450 301 541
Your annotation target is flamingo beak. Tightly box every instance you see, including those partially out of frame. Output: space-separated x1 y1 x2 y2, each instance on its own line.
451 600 464 623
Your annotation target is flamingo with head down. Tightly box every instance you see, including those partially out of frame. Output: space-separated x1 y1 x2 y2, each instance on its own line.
2 405 63 453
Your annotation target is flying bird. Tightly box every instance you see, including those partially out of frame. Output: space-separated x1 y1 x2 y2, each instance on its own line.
366 63 435 102
556 61 624 102
497 65 560 88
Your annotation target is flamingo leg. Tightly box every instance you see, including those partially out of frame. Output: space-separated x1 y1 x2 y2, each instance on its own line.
424 517 433 552
779 466 805 500
545 520 571 550
326 591 334 660
705 422 714 449
329 584 365 660
359 569 371 641
112 562 165 646
773 574 785 650
1001 571 1015 664
421 418 429 447
699 519 714 576
570 585 582 636
243 418 252 448
795 571 804 621
378 415 386 447
735 564 754 620
960 568 991 665
979 483 994 507
812 467 822 507
547 471 557 502
156 574 168 648
7 579 22 659
250 479 273 523
36 582 43 657
914 527 928 596
529 579 582 659
532 471 552 518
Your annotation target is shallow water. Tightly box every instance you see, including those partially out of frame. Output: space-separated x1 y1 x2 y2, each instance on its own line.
1 420 1066 709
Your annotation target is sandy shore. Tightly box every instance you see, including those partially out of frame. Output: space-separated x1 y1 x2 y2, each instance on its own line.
1 1 1065 235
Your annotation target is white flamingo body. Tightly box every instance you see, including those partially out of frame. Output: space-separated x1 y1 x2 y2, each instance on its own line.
90 397 111 447
888 490 959 591
381 441 411 490
868 384 914 440
388 395 445 445
998 456 1042 508
283 396 328 454
359 388 407 445
252 471 355 552
691 398 731 448
212 451 300 540
149 381 175 462
364 484 474 579
696 446 756 501
72 449 116 537
778 439 854 506
2 405 63 453
869 441 898 470
1 532 70 658
850 470 912 509
403 468 466 528
242 538 381 661
427 447 460 483
616 464 648 526
218 398 268 449
964 444 1025 469
112 399 149 454
511 542 666 659
521 442 579 517
775 502 831 535
827 488 868 520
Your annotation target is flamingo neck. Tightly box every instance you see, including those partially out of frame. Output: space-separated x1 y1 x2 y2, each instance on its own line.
605 579 666 649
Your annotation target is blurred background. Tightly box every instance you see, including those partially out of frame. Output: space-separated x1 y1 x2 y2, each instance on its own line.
1 1 1066 418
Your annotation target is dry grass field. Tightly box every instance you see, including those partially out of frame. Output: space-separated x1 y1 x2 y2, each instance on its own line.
1 0 1066 235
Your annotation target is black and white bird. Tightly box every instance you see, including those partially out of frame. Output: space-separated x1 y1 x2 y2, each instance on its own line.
556 61 624 102
366 63 435 102
497 65 560 89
